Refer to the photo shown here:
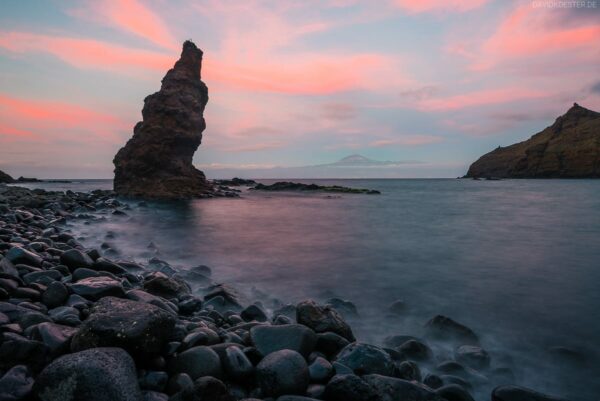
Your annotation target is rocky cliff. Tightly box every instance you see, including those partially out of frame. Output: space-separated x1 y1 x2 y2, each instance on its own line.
466 103 600 178
0 170 14 183
113 40 213 198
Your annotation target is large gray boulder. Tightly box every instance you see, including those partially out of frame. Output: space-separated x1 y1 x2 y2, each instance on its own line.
250 324 317 357
34 347 142 401
256 350 309 397
71 297 176 356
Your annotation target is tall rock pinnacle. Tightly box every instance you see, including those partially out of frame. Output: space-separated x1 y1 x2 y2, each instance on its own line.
113 40 213 198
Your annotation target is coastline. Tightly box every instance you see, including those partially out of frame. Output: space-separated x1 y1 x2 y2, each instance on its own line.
0 184 579 401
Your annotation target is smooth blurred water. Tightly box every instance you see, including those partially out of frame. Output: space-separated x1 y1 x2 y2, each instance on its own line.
15 178 600 400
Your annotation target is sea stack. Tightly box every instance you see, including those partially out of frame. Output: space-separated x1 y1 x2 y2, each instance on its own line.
466 103 600 178
113 40 213 198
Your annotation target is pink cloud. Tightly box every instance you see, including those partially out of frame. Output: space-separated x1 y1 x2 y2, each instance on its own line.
68 0 178 50
394 0 489 14
418 87 549 111
205 53 393 95
470 5 600 71
0 31 172 75
0 93 127 144
0 30 401 95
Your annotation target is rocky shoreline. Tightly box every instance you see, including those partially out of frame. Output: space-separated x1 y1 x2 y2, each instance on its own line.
0 184 569 401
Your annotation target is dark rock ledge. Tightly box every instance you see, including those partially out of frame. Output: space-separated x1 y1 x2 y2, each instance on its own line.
0 184 571 401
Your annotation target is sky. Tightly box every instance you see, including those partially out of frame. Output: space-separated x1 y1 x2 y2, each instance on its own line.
0 0 599 178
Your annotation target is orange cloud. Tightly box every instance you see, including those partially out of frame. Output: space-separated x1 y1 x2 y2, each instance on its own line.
418 87 549 111
394 0 488 13
69 0 178 50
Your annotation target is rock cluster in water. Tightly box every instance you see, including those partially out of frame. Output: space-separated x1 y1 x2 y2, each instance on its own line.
113 41 216 199
252 182 381 194
466 103 600 178
0 183 574 401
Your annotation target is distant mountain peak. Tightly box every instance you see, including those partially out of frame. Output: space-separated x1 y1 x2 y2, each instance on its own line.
337 154 373 163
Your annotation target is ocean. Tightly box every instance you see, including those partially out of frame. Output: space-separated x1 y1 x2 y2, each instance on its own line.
13 178 600 400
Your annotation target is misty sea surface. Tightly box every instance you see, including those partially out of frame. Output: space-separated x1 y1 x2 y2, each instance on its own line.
15 178 600 400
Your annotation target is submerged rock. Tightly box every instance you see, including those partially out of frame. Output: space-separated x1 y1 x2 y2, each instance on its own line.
491 385 568 401
424 315 479 345
113 40 213 199
296 299 355 342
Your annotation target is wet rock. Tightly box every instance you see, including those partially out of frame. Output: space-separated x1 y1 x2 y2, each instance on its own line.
168 346 222 380
395 360 421 381
143 272 190 299
48 306 81 326
309 356 333 383
0 365 33 401
71 296 176 356
326 298 359 317
397 339 433 362
166 373 194 395
335 343 395 376
383 334 419 348
192 376 234 401
34 347 142 401
315 331 350 357
60 249 94 271
0 332 48 369
142 391 168 401
23 270 62 285
491 385 568 401
241 304 268 322
324 374 379 401
92 258 127 275
277 397 320 401
256 349 309 397
424 374 444 390
31 322 77 356
139 371 168 392
181 327 220 348
5 247 42 267
41 281 69 309
70 276 126 301
436 384 474 401
296 299 355 341
455 345 490 370
437 361 469 378
126 289 178 315
72 267 102 281
250 324 317 357
424 316 479 345
362 374 445 401
223 346 254 382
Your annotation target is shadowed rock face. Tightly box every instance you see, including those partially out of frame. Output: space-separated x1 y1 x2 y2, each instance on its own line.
466 103 600 178
113 40 213 198
0 170 14 183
